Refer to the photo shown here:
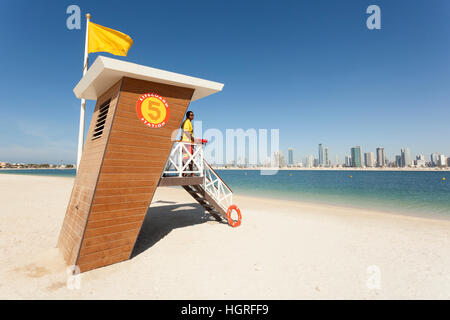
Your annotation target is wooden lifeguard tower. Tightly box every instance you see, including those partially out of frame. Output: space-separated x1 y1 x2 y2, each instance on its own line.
58 56 237 273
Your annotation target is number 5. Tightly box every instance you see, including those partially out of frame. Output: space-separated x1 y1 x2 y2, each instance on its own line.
147 101 161 120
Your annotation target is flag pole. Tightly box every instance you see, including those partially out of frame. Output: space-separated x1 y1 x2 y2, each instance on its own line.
76 13 91 171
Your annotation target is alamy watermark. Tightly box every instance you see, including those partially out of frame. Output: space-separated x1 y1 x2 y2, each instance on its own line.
171 121 281 175
66 5 81 30
366 5 381 30
67 4 382 31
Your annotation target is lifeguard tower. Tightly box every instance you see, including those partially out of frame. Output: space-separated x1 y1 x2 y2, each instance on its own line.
58 56 239 273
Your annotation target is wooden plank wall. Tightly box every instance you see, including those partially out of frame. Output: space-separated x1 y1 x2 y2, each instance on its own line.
58 76 194 272
58 80 122 266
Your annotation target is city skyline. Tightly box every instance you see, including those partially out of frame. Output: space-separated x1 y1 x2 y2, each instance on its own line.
3 141 449 168
283 143 450 168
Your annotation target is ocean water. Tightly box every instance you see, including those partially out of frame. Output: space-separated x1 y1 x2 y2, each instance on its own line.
0 169 77 178
216 170 450 219
1 169 449 218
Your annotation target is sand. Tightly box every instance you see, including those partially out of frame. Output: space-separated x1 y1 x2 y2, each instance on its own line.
0 174 449 299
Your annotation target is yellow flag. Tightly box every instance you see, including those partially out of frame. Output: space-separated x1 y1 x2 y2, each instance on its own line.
88 22 133 56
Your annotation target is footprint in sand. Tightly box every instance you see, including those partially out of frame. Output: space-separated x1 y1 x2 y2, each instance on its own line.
47 281 67 291
13 264 51 278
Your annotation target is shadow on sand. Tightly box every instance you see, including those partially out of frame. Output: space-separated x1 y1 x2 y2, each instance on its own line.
130 201 224 258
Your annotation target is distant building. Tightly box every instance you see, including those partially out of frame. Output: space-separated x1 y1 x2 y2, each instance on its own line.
395 155 402 167
376 147 385 167
415 154 426 167
288 148 294 166
401 148 411 167
324 147 329 167
351 146 362 168
364 152 375 167
345 155 352 167
431 153 440 167
260 157 271 167
305 155 313 168
318 144 324 167
313 158 319 167
438 154 447 167
273 151 285 167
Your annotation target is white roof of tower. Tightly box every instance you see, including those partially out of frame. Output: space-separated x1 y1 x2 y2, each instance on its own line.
73 56 224 101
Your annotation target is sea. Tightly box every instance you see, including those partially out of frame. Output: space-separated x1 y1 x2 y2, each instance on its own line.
1 169 449 219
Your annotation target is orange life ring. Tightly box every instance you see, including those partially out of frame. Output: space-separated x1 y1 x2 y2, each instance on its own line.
226 205 242 228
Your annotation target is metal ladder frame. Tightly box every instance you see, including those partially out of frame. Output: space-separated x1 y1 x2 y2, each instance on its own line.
203 161 233 212
161 142 233 219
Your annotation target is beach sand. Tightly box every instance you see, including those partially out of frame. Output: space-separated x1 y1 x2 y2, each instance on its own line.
0 174 449 299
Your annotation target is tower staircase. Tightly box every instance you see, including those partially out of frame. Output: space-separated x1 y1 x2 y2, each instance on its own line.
158 142 234 224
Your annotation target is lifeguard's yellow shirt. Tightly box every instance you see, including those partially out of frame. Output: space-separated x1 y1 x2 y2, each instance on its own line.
181 119 193 142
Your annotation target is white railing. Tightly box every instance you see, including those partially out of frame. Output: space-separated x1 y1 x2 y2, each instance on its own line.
203 161 233 211
163 142 204 177
162 142 233 211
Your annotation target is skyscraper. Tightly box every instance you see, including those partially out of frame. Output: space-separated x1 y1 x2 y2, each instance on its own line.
313 158 319 167
395 155 401 167
345 155 352 167
324 147 329 167
376 147 385 167
305 155 313 168
288 148 294 166
438 154 447 167
401 148 411 167
318 144 324 167
364 152 375 167
272 151 285 167
415 154 426 167
351 146 362 168
431 153 440 167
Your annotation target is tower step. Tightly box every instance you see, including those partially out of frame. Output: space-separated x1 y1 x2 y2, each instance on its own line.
182 185 225 222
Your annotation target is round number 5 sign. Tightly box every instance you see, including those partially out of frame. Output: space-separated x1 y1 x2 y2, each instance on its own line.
136 93 170 128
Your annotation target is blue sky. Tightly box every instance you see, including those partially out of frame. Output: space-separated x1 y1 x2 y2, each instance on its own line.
0 0 449 164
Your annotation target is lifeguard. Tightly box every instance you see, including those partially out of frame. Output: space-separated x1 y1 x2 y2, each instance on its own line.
181 110 194 143
181 111 195 176
180 111 208 176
